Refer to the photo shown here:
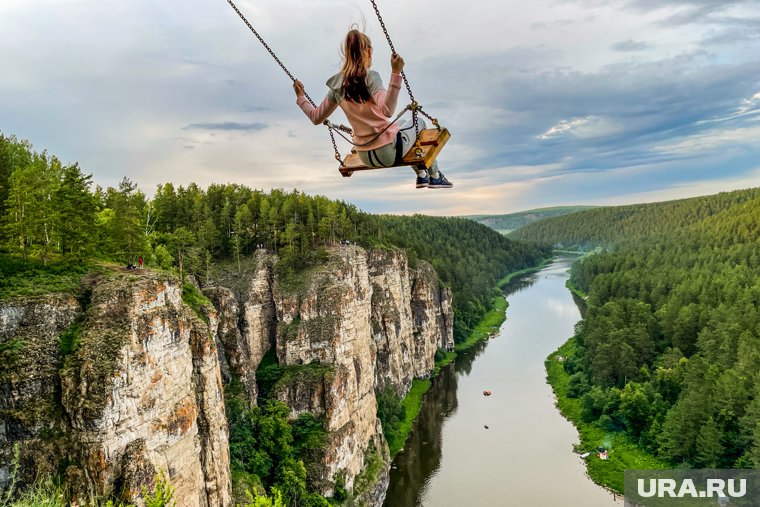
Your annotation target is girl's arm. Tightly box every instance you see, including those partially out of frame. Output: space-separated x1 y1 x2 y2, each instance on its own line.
371 54 405 117
373 72 402 117
294 80 338 125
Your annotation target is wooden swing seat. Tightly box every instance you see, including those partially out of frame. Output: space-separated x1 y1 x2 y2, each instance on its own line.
339 128 450 177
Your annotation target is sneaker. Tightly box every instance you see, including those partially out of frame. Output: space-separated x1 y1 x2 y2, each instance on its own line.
415 175 430 188
428 173 453 189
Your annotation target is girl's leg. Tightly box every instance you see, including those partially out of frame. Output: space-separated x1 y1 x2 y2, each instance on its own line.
358 141 397 167
398 118 441 178
398 119 426 178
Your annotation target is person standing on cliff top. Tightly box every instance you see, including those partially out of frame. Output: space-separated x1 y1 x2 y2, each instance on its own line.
293 28 452 189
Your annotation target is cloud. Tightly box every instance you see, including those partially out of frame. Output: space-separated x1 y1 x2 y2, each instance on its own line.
537 116 622 140
620 0 760 28
183 122 268 132
611 39 651 52
701 19 760 45
653 124 760 154
740 92 760 114
696 91 760 125
474 50 759 168
623 0 750 15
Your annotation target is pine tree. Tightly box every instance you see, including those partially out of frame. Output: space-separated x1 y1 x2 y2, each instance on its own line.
53 164 96 259
107 177 147 263
696 416 724 468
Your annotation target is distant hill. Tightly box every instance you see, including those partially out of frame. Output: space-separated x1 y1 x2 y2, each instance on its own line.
509 187 760 250
466 206 597 234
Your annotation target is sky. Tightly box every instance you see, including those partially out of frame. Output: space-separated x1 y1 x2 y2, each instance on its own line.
1 0 759 215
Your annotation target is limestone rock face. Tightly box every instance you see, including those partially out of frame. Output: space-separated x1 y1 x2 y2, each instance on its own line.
274 246 380 494
271 368 328 419
59 275 231 505
205 254 276 403
1 243 454 507
0 295 82 489
368 249 415 394
1 277 232 504
411 261 455 360
369 251 454 395
207 246 454 502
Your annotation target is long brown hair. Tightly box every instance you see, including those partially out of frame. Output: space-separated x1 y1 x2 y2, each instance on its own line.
341 29 372 103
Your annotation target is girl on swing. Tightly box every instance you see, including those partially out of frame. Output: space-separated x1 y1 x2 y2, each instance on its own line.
293 28 452 189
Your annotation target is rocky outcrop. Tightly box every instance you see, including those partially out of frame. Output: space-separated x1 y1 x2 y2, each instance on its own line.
0 295 82 489
368 249 415 394
369 250 454 395
411 261 454 358
209 246 453 500
61 275 231 505
205 254 276 404
0 274 231 505
274 247 381 495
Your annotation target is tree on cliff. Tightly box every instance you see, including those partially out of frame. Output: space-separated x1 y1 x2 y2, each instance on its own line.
104 177 148 263
53 164 97 259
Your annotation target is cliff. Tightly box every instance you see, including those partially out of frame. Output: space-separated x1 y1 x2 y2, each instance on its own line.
0 294 82 488
208 246 453 499
0 244 453 505
1 273 232 506
369 249 454 394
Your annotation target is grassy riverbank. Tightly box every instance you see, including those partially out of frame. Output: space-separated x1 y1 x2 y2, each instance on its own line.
433 350 457 375
546 338 669 493
565 277 588 301
454 296 507 352
386 379 432 456
497 258 554 288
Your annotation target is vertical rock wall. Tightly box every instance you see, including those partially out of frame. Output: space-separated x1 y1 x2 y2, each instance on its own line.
60 276 231 505
0 295 82 489
274 246 382 494
368 249 415 394
209 246 454 500
369 250 454 395
0 275 232 505
205 253 277 404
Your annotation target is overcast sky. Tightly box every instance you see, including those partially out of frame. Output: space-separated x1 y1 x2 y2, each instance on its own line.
2 0 759 215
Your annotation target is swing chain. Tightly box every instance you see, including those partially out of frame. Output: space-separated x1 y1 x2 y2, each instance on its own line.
370 0 447 161
370 0 416 106
328 129 342 163
226 0 349 161
325 121 353 135
407 102 421 154
225 0 318 103
323 121 353 164
417 107 440 130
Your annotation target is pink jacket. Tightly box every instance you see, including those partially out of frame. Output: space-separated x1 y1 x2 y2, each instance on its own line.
297 71 402 151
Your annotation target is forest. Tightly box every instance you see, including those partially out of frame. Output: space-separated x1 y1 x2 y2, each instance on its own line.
510 188 760 251
520 188 760 469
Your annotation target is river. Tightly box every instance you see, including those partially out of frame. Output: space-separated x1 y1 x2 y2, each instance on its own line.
383 256 622 506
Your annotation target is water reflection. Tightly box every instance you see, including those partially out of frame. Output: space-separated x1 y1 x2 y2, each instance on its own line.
384 364 458 506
